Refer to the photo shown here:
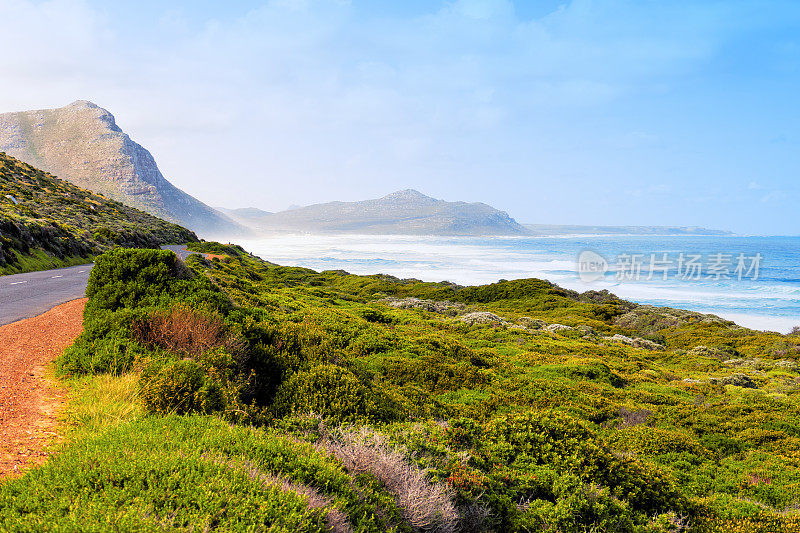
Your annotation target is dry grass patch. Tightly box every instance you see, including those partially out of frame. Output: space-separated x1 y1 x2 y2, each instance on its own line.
319 427 459 533
62 373 143 438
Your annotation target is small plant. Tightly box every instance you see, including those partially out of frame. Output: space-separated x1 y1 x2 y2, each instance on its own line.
58 332 146 376
132 305 242 358
274 365 397 423
616 407 653 428
319 427 459 533
138 359 225 415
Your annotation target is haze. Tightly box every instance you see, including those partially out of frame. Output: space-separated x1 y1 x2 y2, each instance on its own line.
0 0 798 234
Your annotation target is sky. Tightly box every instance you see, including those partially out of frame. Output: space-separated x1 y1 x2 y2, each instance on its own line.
0 0 798 235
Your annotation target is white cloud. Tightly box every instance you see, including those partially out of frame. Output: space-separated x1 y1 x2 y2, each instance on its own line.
0 0 112 97
0 0 794 233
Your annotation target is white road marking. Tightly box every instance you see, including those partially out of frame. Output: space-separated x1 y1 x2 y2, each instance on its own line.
51 275 62 279
9 281 27 285
78 270 86 273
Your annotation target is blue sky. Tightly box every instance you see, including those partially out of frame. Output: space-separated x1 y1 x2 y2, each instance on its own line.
0 0 798 234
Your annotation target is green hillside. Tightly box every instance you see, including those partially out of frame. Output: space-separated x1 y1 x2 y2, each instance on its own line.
0 151 196 274
2 245 800 532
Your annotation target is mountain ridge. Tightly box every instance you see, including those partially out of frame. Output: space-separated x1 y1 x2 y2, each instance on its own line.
0 101 243 237
235 189 529 235
522 223 733 236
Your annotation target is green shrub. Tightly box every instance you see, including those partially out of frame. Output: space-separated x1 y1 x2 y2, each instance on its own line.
518 476 635 533
139 359 225 415
445 417 482 448
358 308 393 324
474 411 688 528
274 364 398 423
608 426 712 458
187 241 245 256
559 361 627 388
85 248 188 314
57 333 147 376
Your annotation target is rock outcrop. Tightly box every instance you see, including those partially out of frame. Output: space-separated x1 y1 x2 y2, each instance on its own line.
459 312 508 325
604 334 665 351
382 297 466 316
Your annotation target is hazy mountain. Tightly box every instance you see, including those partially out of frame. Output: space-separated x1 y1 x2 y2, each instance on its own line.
241 189 529 235
523 224 733 236
217 207 273 219
216 207 273 227
0 101 243 237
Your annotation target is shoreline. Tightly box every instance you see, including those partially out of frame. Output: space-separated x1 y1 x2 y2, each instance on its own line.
235 234 800 335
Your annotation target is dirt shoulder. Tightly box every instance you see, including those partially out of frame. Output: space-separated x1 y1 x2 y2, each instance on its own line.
0 298 86 479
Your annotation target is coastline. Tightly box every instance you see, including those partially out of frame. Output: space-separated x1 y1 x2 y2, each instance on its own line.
236 233 800 334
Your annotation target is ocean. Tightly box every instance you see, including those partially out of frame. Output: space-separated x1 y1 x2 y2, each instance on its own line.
236 234 800 334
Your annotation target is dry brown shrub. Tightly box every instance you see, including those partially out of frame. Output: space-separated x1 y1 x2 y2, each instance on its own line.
318 428 459 533
132 305 243 358
616 407 652 429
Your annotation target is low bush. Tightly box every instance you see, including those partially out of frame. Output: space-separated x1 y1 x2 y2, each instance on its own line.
608 426 712 458
559 361 627 388
139 359 225 415
57 333 147 376
187 241 246 256
470 411 689 530
131 305 242 358
85 248 189 314
274 364 398 423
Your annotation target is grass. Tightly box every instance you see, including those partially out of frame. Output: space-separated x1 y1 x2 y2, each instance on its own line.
0 415 408 533
61 373 143 439
0 249 92 276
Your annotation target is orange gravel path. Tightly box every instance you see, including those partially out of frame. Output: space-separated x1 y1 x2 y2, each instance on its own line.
0 298 86 479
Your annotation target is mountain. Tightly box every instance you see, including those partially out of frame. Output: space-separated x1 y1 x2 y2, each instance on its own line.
239 189 529 235
523 224 733 236
0 151 196 274
0 101 243 237
216 206 273 227
219 207 273 219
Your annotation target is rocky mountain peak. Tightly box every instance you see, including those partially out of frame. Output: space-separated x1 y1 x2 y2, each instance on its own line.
381 189 437 203
0 101 242 237
67 99 99 109
64 100 122 132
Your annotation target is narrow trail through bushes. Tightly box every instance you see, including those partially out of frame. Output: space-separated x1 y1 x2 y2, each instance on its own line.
0 298 86 479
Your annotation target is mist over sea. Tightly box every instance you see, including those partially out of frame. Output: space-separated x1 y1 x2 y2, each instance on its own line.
237 234 800 334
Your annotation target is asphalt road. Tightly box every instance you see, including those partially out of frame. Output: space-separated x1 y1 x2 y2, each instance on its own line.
160 244 196 261
0 264 93 326
0 246 198 326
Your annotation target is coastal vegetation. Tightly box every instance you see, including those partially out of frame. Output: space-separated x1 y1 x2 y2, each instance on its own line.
0 151 196 274
2 244 800 531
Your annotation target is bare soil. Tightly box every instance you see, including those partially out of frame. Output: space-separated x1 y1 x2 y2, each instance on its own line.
0 298 86 479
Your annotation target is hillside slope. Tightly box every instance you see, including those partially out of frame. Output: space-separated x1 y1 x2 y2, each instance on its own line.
243 189 529 235
0 101 242 237
0 151 196 274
